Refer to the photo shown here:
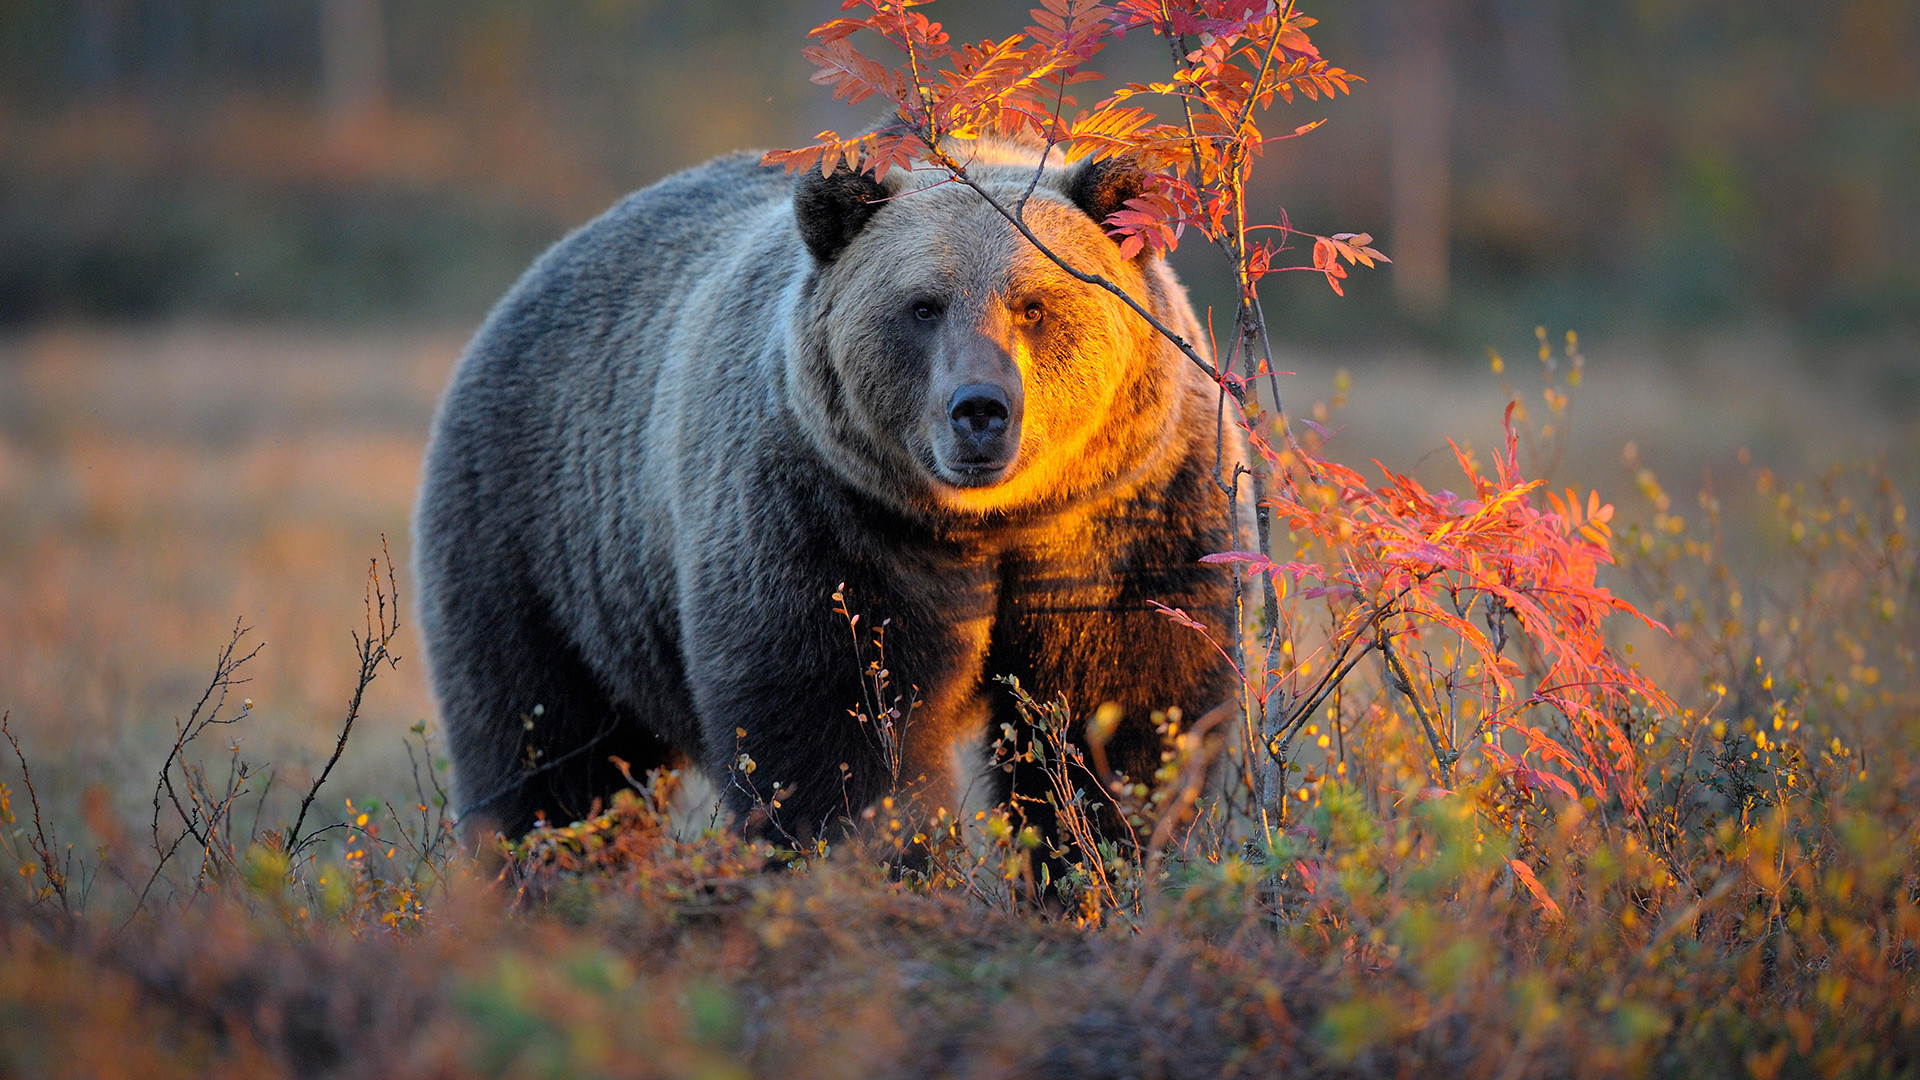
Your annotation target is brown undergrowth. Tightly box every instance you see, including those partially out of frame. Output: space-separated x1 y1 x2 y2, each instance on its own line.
1 371 1916 1079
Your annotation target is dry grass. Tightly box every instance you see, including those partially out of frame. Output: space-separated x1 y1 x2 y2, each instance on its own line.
0 323 1914 1079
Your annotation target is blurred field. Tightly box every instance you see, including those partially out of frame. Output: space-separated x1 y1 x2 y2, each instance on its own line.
1 320 1911 826
0 323 454 826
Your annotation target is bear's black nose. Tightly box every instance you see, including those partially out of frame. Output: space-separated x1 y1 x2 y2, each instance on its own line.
948 384 1011 440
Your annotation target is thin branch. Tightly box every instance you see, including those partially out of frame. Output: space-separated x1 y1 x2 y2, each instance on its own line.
456 717 620 824
289 539 401 856
1159 1 1209 196
1015 71 1072 219
1381 629 1455 788
1272 637 1376 762
2 713 70 913
931 154 1233 395
151 623 260 859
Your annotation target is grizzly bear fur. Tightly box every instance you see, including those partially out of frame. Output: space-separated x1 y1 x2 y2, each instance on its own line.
413 143 1242 842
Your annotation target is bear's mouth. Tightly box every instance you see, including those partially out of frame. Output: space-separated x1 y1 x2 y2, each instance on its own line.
942 459 1013 487
924 444 1019 489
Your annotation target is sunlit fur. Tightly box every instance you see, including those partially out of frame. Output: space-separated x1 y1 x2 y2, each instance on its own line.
415 144 1245 843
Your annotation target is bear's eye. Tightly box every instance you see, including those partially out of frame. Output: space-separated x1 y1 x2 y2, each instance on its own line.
911 301 940 323
1021 302 1044 325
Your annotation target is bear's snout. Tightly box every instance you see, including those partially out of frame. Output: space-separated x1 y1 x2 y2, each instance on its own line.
939 381 1022 483
949 383 1011 439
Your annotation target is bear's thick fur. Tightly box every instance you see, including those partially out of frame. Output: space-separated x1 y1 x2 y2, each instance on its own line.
414 143 1242 841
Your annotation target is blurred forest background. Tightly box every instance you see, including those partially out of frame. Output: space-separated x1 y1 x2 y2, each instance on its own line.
1 0 1915 353
0 0 1914 821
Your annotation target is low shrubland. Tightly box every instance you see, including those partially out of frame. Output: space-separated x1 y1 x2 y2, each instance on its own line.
1 344 1913 1078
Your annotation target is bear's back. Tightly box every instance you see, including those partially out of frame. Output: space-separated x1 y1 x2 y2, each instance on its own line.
421 151 796 509
458 151 791 385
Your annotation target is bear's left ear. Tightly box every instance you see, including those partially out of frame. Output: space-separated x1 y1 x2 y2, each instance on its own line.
1064 155 1150 243
793 164 899 264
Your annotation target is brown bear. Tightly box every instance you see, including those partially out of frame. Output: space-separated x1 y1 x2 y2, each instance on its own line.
413 140 1243 844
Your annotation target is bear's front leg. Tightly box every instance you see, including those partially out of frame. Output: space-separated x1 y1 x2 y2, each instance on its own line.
677 552 997 846
985 463 1241 866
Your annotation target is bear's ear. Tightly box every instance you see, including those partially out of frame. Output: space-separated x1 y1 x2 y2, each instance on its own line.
1064 155 1150 241
793 164 895 264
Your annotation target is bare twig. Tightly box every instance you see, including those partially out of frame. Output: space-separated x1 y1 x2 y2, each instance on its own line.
457 717 620 824
926 149 1232 395
150 621 260 858
288 538 401 856
133 620 263 917
1015 71 1072 219
1381 630 1456 789
2 712 70 913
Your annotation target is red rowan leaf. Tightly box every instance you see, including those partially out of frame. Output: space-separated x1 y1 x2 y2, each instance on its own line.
810 17 870 44
1245 242 1272 282
804 39 900 106
759 143 829 175
1275 26 1316 55
1199 551 1273 578
1027 0 1113 66
866 133 923 182
1062 104 1156 162
1147 602 1209 631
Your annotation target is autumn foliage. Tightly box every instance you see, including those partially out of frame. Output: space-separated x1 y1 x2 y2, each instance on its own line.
0 4 1914 1078
766 0 1665 844
1218 399 1671 820
764 0 1371 294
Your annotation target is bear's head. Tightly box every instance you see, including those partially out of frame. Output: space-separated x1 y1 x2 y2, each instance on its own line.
786 146 1203 520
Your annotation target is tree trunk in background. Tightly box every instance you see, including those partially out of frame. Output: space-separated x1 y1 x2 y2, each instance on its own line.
321 0 385 127
73 0 118 94
1388 0 1453 318
1497 0 1569 111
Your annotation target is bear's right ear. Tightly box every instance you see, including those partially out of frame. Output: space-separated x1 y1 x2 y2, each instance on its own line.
793 164 895 264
